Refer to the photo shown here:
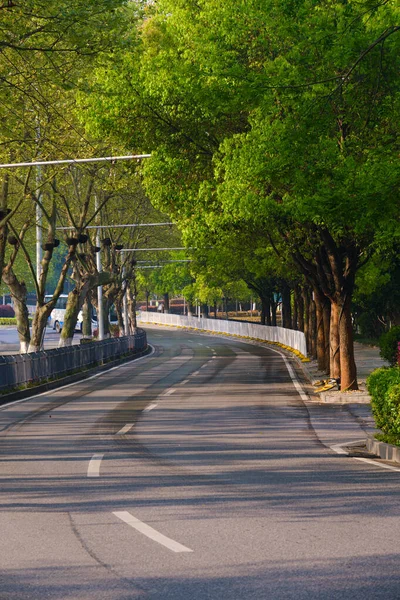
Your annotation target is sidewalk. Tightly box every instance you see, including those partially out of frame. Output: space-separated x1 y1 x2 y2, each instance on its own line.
302 342 390 461
303 341 388 401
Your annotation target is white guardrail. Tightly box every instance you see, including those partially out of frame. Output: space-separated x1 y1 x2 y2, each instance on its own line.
138 312 307 357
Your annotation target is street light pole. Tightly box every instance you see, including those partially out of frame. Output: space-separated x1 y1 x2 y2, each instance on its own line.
95 197 104 341
122 250 129 336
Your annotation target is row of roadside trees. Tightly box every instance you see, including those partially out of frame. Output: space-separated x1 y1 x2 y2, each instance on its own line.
78 0 400 391
0 1 175 351
1 1 399 392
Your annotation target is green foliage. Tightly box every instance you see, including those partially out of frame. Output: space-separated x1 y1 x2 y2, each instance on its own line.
0 318 17 325
379 327 400 366
367 367 400 441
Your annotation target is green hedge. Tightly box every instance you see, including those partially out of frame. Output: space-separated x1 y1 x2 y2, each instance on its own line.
379 326 400 366
367 366 400 444
0 317 17 325
0 317 33 326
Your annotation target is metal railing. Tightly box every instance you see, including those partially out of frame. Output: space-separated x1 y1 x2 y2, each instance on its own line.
138 312 307 356
0 330 147 393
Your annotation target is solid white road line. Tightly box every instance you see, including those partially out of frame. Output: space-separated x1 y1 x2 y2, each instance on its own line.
144 403 158 412
330 443 349 455
353 457 400 472
113 511 193 553
116 423 135 435
330 441 400 472
164 388 176 396
181 379 190 385
87 453 104 478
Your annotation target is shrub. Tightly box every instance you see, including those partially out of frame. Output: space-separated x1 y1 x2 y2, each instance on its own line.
0 317 17 325
0 304 15 318
379 326 400 366
367 367 400 434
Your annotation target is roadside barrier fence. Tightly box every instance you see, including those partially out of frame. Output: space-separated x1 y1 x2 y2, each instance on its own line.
0 329 147 392
138 312 307 356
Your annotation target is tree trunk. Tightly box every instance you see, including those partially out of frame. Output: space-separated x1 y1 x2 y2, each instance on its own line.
310 294 317 360
201 303 209 318
187 300 194 316
322 297 331 373
271 298 277 326
81 297 93 339
292 290 298 331
296 286 304 332
260 300 266 325
314 290 326 371
2 268 30 353
58 290 81 347
265 296 272 326
213 302 217 318
338 294 358 390
329 300 341 380
302 288 310 355
260 295 271 326
29 307 50 352
115 297 124 337
163 292 170 314
127 287 137 333
223 297 229 319
145 291 149 311
281 283 292 328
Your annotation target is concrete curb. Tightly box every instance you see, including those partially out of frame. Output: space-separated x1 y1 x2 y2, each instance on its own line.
319 391 371 404
0 345 151 407
366 437 400 464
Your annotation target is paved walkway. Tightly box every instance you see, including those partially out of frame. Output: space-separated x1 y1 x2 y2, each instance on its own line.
305 341 388 386
303 342 389 454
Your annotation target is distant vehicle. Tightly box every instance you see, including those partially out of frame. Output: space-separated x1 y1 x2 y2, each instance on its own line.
45 294 84 333
46 294 119 334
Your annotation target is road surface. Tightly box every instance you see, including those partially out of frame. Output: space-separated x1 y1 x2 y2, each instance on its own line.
0 326 399 599
0 326 81 353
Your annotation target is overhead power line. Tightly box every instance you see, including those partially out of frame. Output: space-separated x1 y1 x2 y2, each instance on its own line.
0 154 151 169
56 222 173 231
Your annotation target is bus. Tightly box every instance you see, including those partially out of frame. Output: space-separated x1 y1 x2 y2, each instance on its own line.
45 294 84 333
45 295 117 333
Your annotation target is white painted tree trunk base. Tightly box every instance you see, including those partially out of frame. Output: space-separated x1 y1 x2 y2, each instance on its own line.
58 337 73 347
20 341 29 354
28 344 42 353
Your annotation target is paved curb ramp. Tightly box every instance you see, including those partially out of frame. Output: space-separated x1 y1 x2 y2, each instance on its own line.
138 311 307 356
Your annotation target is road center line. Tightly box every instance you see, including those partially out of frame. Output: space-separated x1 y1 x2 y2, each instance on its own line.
87 453 104 478
116 423 135 435
144 403 158 412
113 511 193 553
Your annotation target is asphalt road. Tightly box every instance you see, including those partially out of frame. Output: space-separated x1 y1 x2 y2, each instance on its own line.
0 326 399 599
0 326 81 353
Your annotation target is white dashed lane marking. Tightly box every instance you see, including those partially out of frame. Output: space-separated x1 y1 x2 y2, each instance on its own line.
116 423 135 435
113 511 193 553
87 454 104 478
